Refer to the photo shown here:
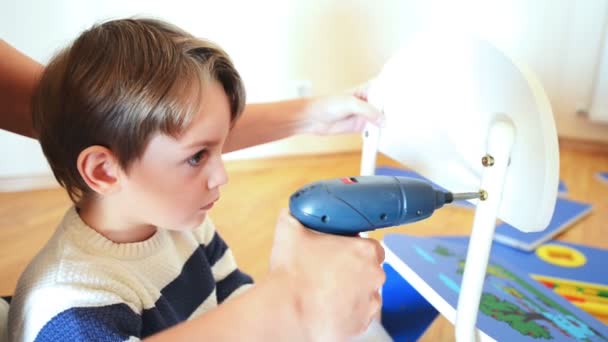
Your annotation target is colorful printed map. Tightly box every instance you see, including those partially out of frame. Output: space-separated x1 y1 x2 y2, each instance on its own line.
383 234 608 341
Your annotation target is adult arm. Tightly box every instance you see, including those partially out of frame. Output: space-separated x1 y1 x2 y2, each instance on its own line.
223 95 384 153
0 39 43 138
146 271 306 341
0 41 383 146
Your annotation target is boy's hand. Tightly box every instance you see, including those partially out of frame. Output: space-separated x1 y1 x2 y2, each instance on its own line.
270 209 386 341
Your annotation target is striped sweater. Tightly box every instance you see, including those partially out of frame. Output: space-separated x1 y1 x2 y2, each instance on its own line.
7 207 253 342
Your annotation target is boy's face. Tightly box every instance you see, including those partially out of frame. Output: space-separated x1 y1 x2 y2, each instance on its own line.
118 80 232 231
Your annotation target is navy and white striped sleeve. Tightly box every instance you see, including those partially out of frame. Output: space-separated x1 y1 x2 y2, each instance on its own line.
196 218 253 303
204 231 253 303
34 303 141 342
10 285 143 342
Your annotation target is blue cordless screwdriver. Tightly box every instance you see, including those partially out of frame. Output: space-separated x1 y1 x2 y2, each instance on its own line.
289 176 482 235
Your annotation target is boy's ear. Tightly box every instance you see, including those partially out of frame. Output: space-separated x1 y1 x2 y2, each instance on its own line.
77 146 122 195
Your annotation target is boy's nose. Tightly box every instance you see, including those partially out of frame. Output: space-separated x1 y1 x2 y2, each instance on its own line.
207 157 228 190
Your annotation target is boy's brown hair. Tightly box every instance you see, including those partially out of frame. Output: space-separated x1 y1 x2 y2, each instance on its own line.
33 18 245 203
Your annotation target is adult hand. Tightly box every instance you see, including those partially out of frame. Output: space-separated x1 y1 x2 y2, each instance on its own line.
270 209 386 341
300 84 384 135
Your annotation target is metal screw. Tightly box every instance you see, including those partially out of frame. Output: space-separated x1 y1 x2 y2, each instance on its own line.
482 155 495 167
479 190 488 201
416 210 422 216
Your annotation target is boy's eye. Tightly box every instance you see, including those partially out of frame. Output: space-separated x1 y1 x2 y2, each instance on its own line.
187 149 208 167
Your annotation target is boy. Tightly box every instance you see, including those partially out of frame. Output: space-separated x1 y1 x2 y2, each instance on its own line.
8 18 254 341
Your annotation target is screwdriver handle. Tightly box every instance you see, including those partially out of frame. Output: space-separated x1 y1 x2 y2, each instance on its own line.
289 176 445 235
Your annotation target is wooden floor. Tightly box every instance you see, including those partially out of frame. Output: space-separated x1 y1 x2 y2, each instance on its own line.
1 142 607 340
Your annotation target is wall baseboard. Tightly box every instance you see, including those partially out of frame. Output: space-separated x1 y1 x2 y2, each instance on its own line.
558 136 608 153
0 174 59 193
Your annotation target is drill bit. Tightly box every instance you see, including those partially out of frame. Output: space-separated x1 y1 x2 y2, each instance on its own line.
445 190 485 203
452 191 483 201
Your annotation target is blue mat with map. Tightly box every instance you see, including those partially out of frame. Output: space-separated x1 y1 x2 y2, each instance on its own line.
383 234 608 341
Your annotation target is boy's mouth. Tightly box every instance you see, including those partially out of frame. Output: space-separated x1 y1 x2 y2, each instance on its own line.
200 198 218 210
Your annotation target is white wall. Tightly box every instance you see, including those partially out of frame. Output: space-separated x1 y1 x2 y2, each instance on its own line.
590 19 608 123
283 0 608 141
2 0 608 188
